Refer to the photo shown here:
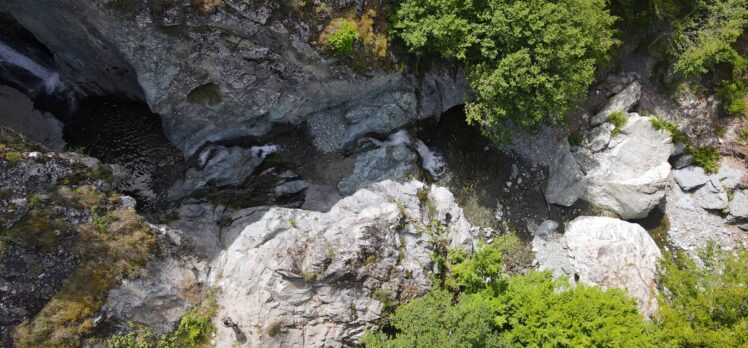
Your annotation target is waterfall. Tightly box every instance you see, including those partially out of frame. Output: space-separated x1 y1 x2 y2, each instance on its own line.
0 41 64 94
414 139 446 179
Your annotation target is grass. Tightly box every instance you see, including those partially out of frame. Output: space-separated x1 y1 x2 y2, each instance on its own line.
606 111 628 137
12 205 157 347
687 146 721 173
289 217 298 228
651 117 687 144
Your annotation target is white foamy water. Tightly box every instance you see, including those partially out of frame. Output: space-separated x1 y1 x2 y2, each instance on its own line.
0 41 64 93
369 129 411 147
415 139 446 179
250 144 280 158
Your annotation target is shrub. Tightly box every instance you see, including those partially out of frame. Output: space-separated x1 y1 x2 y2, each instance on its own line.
688 145 721 173
4 151 22 164
651 117 687 143
363 242 658 347
718 78 747 117
392 0 617 141
607 111 628 137
326 20 357 57
656 245 748 347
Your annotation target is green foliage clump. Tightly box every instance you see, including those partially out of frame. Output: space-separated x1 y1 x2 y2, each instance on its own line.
739 127 748 142
650 117 687 143
607 111 628 137
4 151 22 164
568 132 583 146
656 244 748 347
392 0 618 140
667 0 748 77
363 242 658 347
326 20 358 56
718 77 747 117
687 145 721 173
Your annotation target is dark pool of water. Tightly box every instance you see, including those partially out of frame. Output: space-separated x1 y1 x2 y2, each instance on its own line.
65 97 184 209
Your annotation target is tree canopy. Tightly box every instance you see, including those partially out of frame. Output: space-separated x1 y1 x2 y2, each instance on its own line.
392 0 618 139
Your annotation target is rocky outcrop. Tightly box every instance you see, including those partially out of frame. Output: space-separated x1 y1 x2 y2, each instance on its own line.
729 189 748 221
0 85 65 150
2 0 466 157
209 180 477 347
547 112 673 219
533 216 661 316
338 144 417 195
590 81 641 126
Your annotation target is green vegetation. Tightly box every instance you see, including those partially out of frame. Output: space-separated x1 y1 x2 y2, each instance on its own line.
687 145 721 173
106 288 219 348
718 77 748 117
650 117 686 143
568 132 583 146
12 191 157 347
325 19 358 56
739 127 748 142
363 241 658 347
607 111 628 137
4 151 22 164
656 245 748 347
392 0 617 140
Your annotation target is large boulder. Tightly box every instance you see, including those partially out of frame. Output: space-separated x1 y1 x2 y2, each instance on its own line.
533 216 662 316
211 180 477 347
0 85 65 150
337 144 417 195
729 189 748 220
590 81 641 126
547 113 673 219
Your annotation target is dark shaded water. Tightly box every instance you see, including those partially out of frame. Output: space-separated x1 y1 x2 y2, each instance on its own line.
66 97 184 209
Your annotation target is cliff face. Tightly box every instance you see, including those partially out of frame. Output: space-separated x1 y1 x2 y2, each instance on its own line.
2 0 466 157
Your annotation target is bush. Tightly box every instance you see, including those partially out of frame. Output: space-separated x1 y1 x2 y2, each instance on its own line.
326 20 357 56
4 151 22 164
362 243 658 347
656 245 748 347
687 145 721 173
718 78 747 117
650 117 687 143
392 0 617 141
607 111 628 137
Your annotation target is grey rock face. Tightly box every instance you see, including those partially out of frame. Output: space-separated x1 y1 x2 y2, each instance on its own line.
167 145 277 200
584 125 612 152
729 190 748 220
547 114 673 219
211 180 477 347
673 166 709 191
693 178 729 210
2 1 466 156
534 216 661 316
590 81 641 126
337 144 417 195
672 154 695 169
0 85 66 150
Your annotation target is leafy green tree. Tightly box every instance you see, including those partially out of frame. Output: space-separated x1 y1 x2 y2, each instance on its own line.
656 245 748 347
392 0 618 140
363 243 659 347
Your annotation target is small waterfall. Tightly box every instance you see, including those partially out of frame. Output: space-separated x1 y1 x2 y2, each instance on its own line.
0 41 65 94
415 139 446 179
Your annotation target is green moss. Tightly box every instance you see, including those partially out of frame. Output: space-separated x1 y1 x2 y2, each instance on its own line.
186 83 221 105
302 271 320 282
606 111 628 137
326 19 358 56
4 151 22 164
289 217 299 228
687 145 721 173
739 128 748 142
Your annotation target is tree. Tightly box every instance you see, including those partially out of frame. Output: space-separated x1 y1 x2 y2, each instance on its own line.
392 0 618 140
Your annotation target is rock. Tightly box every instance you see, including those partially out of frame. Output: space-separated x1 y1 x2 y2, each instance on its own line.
693 178 729 210
590 81 641 126
534 217 661 316
527 220 559 237
584 125 612 152
545 140 584 206
337 144 417 195
714 160 745 190
167 145 277 201
274 179 309 197
728 190 748 219
548 114 673 219
673 166 709 191
2 1 465 156
671 142 686 156
0 85 66 150
672 154 695 169
211 180 477 347
102 260 202 332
